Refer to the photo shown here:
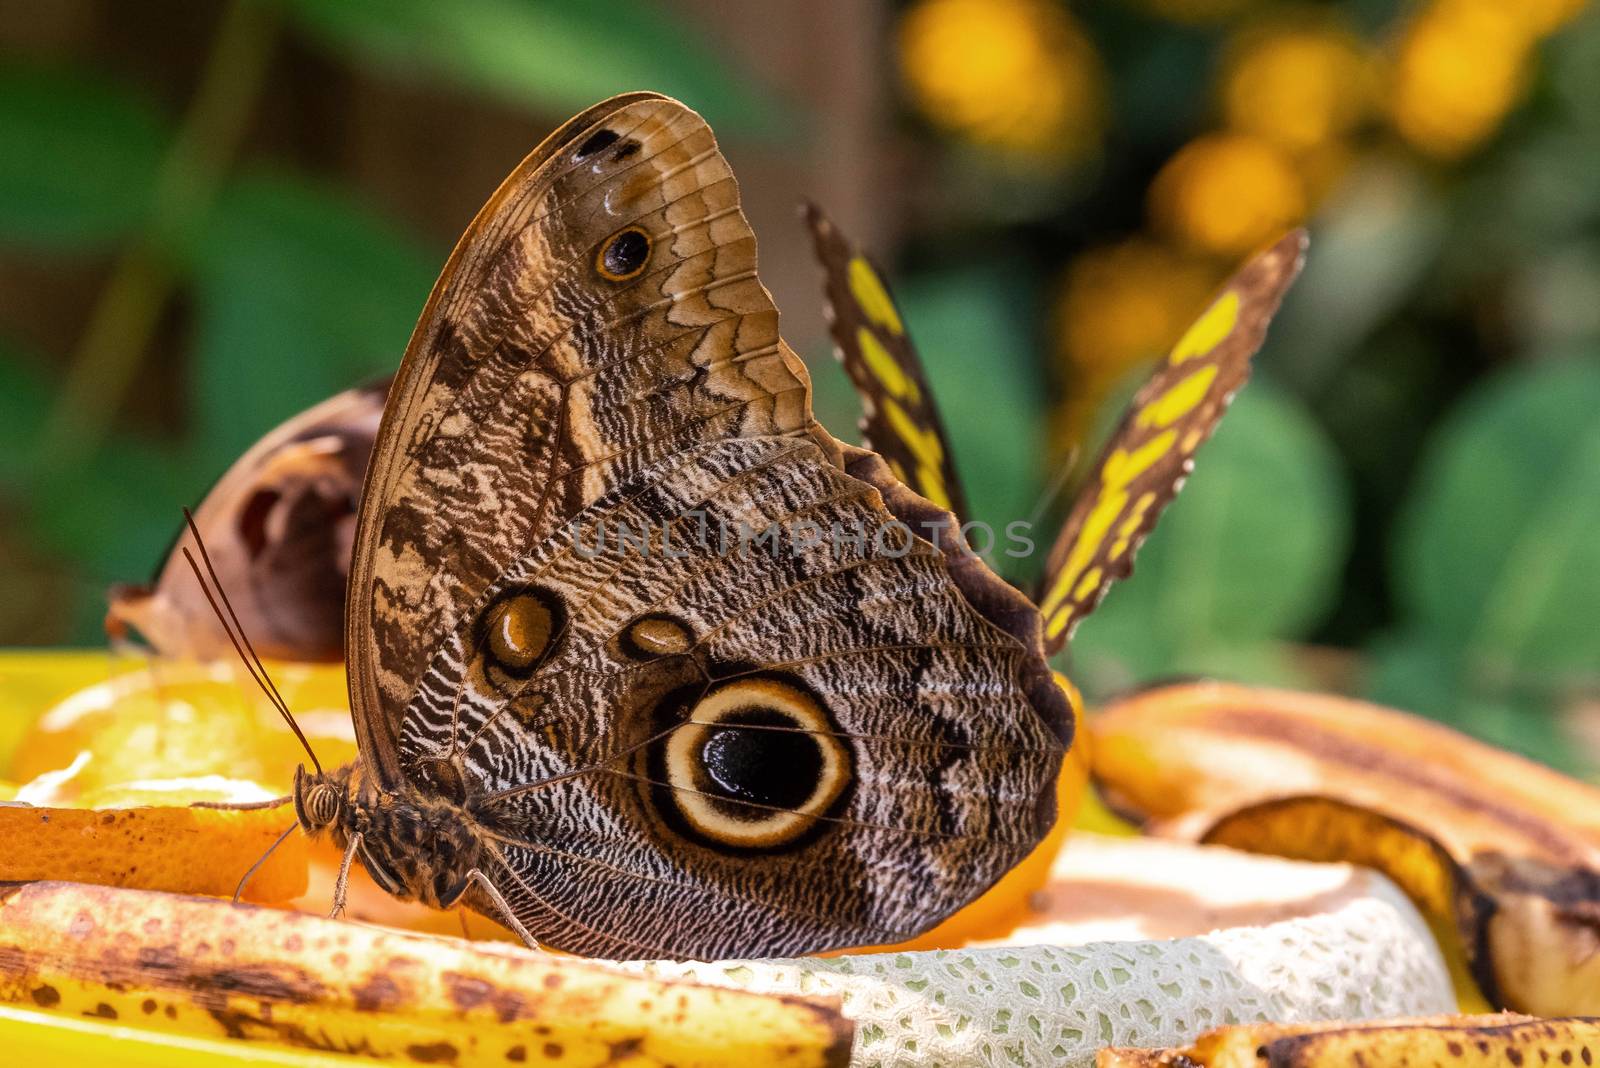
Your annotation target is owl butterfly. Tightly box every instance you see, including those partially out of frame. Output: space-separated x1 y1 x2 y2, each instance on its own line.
211 92 1077 962
805 207 1307 654
107 377 388 661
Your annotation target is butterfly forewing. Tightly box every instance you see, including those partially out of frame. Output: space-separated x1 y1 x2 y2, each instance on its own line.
805 203 971 523
347 94 833 785
1035 230 1307 654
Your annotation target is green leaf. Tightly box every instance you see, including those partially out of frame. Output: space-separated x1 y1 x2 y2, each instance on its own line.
1364 632 1472 735
0 336 200 642
28 436 195 586
0 343 55 488
1549 6 1600 142
1481 129 1600 247
191 169 436 459
1393 355 1600 694
0 341 191 581
894 263 1048 539
279 0 789 139
1068 382 1350 695
0 64 168 249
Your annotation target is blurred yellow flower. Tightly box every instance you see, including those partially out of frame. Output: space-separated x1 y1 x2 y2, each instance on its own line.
1389 0 1535 159
898 0 1105 157
1053 240 1220 446
1149 133 1306 255
1222 19 1375 152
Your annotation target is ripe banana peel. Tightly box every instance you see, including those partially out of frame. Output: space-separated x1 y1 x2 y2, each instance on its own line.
0 881 851 1067
0 1003 363 1068
1089 680 1600 1014
1097 1014 1600 1068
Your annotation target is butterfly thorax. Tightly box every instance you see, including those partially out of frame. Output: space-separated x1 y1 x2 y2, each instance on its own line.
293 761 484 909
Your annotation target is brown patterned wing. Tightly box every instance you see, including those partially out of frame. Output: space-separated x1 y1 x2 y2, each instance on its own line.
392 434 1070 959
347 94 1072 958
804 202 971 522
108 376 388 661
1035 230 1307 654
347 94 836 787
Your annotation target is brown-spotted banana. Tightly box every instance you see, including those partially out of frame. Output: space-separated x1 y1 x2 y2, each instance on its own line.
0 880 851 1067
1089 680 1600 1014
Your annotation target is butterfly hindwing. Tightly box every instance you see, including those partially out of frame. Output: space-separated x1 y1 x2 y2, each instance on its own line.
805 203 971 523
398 435 1065 958
1035 230 1307 654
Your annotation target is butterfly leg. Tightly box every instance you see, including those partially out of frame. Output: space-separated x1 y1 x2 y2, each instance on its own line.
463 868 541 950
329 831 361 920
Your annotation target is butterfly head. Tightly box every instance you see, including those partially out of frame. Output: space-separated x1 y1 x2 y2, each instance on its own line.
292 763 349 836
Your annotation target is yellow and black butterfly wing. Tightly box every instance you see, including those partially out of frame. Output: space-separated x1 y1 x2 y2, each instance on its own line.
805 202 971 522
1035 230 1308 654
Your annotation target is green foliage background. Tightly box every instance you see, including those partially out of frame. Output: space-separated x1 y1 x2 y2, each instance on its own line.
0 0 1596 776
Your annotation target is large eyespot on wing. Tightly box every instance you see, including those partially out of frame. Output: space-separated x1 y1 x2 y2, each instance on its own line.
650 676 854 852
1034 229 1307 655
804 202 971 523
406 434 1069 960
345 94 841 787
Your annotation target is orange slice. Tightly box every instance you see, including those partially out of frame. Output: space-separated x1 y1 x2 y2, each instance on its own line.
0 791 307 903
10 661 356 797
2 657 328 906
0 651 146 770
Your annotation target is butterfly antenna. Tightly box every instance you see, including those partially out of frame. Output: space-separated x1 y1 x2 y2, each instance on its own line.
179 510 323 774
183 508 296 724
233 821 299 903
1024 445 1080 531
181 547 324 774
